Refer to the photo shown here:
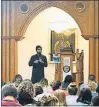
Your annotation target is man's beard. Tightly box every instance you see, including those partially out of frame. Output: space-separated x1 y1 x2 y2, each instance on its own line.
37 52 41 54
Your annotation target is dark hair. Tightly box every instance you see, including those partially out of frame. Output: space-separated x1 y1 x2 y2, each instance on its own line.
12 74 22 83
17 80 34 100
89 74 95 81
64 75 73 83
36 45 42 51
52 81 61 91
91 95 99 106
68 85 78 95
77 88 92 104
34 84 43 96
2 84 17 98
56 81 61 87
96 83 99 94
1 82 6 87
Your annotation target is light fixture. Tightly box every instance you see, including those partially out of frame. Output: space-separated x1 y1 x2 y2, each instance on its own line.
48 22 77 34
62 28 77 36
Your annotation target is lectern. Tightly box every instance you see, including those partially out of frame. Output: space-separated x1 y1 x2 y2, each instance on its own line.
54 48 84 87
55 47 74 81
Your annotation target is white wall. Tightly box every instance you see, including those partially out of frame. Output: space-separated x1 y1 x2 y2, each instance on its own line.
18 7 89 84
79 35 89 83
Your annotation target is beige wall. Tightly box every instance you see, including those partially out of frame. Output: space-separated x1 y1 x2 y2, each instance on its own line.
18 7 89 84
77 30 89 83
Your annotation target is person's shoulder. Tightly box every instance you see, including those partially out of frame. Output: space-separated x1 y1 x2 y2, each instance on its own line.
41 54 46 57
31 54 37 57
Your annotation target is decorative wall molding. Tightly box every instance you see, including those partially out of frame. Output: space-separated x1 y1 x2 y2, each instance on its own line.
18 1 82 37
75 1 86 12
2 36 25 41
19 3 29 14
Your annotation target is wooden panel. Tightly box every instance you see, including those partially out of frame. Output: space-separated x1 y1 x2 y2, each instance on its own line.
10 1 15 36
55 72 58 81
5 40 10 82
2 1 7 37
1 40 6 82
9 39 15 81
95 1 99 35
14 41 18 76
8 1 95 38
6 1 10 37
55 72 62 81
95 38 99 82
76 72 79 88
89 38 95 75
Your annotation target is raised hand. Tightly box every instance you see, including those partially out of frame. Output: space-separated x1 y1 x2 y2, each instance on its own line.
39 58 44 63
34 60 39 63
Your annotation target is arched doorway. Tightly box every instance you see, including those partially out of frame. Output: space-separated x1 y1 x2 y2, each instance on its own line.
18 2 85 38
18 7 89 84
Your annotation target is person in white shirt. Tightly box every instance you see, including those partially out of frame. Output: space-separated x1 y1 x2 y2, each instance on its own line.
66 83 78 106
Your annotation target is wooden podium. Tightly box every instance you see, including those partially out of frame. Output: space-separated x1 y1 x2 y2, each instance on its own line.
54 48 84 87
55 47 73 81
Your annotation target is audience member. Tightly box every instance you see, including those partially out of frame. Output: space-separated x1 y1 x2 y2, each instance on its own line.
33 83 44 97
76 88 92 106
88 81 98 97
66 83 78 106
54 89 66 106
39 78 50 93
88 74 97 86
1 73 99 107
17 80 35 106
36 93 58 106
12 74 23 88
91 95 99 106
96 83 99 94
1 83 21 106
62 75 73 90
1 81 6 87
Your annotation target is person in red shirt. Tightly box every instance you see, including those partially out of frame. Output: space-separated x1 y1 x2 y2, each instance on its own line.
1 83 21 106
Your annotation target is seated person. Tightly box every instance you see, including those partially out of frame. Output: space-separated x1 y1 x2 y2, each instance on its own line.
80 74 97 90
1 83 21 106
66 83 78 106
91 95 99 106
39 78 50 93
1 81 6 87
17 80 35 106
48 80 56 94
36 93 58 106
54 89 66 106
62 75 73 90
76 88 92 106
88 74 97 86
33 83 44 101
88 81 98 98
50 80 68 96
96 83 99 95
12 74 23 88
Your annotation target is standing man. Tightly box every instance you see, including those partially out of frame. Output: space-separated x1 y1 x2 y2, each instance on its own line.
28 45 48 84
